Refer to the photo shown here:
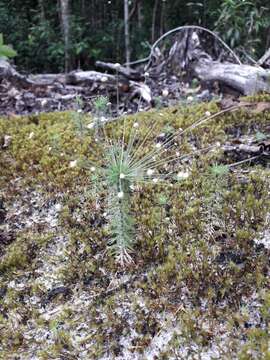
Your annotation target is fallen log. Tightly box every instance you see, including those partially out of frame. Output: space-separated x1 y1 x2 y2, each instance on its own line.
66 70 116 85
193 59 270 95
0 59 35 88
95 61 143 81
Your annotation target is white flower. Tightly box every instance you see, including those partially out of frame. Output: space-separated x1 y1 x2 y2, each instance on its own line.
117 191 124 199
133 122 139 128
87 123 94 129
29 132 34 139
156 143 162 149
119 173 126 179
101 76 108 83
69 160 78 168
90 166 96 172
187 96 193 102
176 151 180 156
153 178 158 183
41 99 47 107
216 142 221 148
3 135 12 148
147 169 154 176
77 109 83 113
55 204 62 212
205 111 211 117
162 89 169 97
177 171 189 180
100 116 106 122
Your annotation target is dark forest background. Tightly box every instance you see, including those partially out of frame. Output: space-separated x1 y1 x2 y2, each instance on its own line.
0 0 270 73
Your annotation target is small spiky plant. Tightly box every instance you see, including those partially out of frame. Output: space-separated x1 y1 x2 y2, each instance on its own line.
79 101 247 265
81 110 222 265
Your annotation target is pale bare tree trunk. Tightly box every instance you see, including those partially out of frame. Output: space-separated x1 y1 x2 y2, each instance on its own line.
124 0 131 69
160 0 166 36
137 0 143 31
152 0 158 43
59 0 70 73
38 0 46 22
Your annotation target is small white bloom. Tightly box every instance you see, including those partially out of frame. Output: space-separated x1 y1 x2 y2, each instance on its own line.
77 109 83 113
216 142 221 148
69 160 78 168
29 132 34 139
87 123 94 129
117 191 124 199
152 156 156 161
3 135 12 148
119 173 126 179
90 166 96 172
101 76 108 83
156 143 162 149
205 111 211 117
153 178 158 183
103 212 107 217
177 171 189 180
55 204 62 212
48 146 52 152
162 89 169 97
187 96 193 102
100 116 106 122
176 151 180 156
41 99 47 107
133 122 139 128
147 169 154 176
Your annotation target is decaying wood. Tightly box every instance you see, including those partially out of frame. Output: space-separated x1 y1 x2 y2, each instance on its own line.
193 59 270 95
0 59 35 88
1 25 270 116
95 61 143 81
66 70 116 85
257 48 270 67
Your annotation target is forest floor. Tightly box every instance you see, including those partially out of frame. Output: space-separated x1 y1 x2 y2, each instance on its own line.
0 96 269 359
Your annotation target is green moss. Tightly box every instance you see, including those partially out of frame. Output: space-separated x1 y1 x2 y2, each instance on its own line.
0 98 270 357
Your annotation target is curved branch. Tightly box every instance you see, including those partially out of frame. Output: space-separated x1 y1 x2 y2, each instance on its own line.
125 25 241 68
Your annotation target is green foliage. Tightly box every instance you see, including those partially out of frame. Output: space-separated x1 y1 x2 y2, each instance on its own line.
0 33 17 59
214 0 270 55
0 0 269 72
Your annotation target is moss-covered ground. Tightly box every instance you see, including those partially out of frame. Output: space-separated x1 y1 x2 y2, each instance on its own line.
0 97 269 359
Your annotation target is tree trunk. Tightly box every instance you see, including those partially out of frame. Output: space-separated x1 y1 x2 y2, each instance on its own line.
152 0 159 43
38 0 46 22
124 0 131 69
137 0 143 31
59 0 70 73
